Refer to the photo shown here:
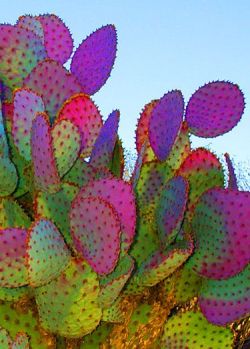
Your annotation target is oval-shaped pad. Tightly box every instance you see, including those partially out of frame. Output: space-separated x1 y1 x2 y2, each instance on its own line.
149 90 184 161
190 188 250 279
71 25 117 95
23 59 82 121
27 218 71 287
13 88 45 161
185 81 245 137
31 112 60 193
70 196 121 275
0 158 18 197
57 93 103 156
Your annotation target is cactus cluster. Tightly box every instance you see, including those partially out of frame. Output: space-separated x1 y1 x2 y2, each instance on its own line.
0 13 249 349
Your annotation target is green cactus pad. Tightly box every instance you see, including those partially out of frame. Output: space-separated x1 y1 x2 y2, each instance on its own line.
62 158 96 187
0 228 28 287
70 24 117 95
0 286 30 302
189 188 250 279
26 218 71 287
99 254 134 307
57 93 103 157
127 302 153 340
0 301 52 349
75 177 136 252
31 112 61 193
177 148 224 217
34 182 78 246
12 332 30 349
110 138 125 178
0 198 31 228
70 196 121 275
0 24 46 89
0 100 9 158
136 160 173 211
34 258 102 338
160 309 234 348
23 59 82 122
80 322 113 348
0 158 18 197
136 237 193 287
199 264 250 325
164 258 203 304
156 176 189 246
52 119 81 177
12 88 45 161
35 14 73 64
17 15 44 39
0 327 12 348
102 296 125 323
90 110 119 170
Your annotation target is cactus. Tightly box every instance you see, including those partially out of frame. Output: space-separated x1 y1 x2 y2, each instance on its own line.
0 13 249 348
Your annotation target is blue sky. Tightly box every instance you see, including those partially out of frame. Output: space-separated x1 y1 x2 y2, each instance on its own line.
1 0 250 163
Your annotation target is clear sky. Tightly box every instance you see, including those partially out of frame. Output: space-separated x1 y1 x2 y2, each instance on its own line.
1 0 250 163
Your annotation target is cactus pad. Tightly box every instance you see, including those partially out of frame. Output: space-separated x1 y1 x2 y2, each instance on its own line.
0 101 9 158
0 198 31 228
0 327 11 348
26 218 71 287
156 176 189 245
149 90 184 161
36 14 73 64
99 255 134 307
136 237 193 287
80 322 113 348
62 158 96 187
0 158 18 197
225 152 238 189
0 286 30 302
71 25 117 95
34 182 79 246
199 264 250 325
12 332 30 349
177 148 224 216
31 112 60 193
17 15 44 39
90 110 119 169
52 119 81 177
0 228 28 287
70 196 121 275
34 258 102 338
0 24 46 89
12 88 45 161
185 81 245 137
190 188 250 279
57 93 103 156
160 309 234 348
75 178 136 251
24 59 82 121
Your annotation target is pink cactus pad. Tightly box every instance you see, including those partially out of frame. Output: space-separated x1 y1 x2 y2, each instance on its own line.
70 196 121 275
36 14 73 64
156 176 189 246
0 24 46 89
74 178 136 251
27 218 71 287
90 110 119 169
185 81 245 137
51 119 81 177
31 112 60 193
12 88 45 161
199 264 250 326
190 188 250 279
224 153 238 189
17 15 44 39
57 93 103 156
70 25 117 95
135 100 158 162
149 90 184 161
23 59 82 121
0 228 28 287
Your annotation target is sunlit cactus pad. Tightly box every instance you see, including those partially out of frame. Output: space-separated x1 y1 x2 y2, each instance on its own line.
0 13 249 349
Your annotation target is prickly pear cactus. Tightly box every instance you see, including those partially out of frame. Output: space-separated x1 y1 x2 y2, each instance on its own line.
0 13 249 349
